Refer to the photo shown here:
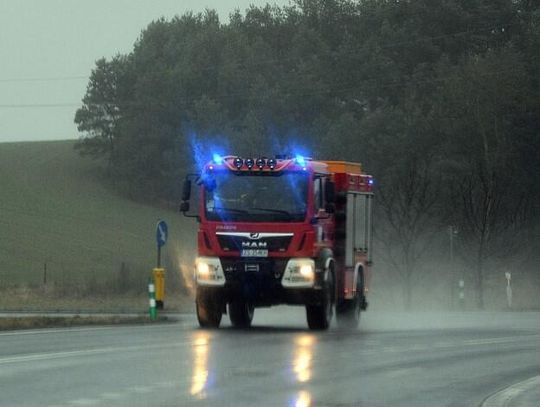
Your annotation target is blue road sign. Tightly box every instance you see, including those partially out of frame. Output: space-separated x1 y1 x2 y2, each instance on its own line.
156 220 168 247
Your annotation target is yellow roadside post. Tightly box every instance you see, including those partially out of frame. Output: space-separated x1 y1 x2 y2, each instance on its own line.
153 268 165 309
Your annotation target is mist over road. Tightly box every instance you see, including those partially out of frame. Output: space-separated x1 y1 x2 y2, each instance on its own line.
1 310 539 406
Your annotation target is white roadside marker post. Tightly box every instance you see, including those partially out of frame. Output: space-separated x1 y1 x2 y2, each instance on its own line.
148 279 157 320
458 279 465 310
505 272 512 309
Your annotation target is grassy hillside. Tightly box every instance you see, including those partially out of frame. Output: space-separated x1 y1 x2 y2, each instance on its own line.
0 140 197 296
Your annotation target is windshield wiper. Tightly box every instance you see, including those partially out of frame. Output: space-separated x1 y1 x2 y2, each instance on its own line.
250 207 293 217
212 207 248 214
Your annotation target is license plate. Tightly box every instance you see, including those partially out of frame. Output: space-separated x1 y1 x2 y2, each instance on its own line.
241 249 268 257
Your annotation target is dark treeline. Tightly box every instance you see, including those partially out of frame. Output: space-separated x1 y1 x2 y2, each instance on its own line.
75 0 539 309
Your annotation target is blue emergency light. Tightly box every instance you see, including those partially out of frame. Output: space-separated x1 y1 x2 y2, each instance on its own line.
212 153 223 164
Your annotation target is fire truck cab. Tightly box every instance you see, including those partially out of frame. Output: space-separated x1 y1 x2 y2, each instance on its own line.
180 154 373 330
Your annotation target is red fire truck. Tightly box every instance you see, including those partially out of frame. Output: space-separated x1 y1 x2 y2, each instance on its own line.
180 154 374 330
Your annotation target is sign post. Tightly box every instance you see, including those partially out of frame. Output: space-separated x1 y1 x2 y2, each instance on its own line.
156 220 168 267
505 272 512 309
154 220 168 310
458 279 465 309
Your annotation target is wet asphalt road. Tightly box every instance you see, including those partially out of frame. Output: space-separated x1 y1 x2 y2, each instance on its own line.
1 309 539 407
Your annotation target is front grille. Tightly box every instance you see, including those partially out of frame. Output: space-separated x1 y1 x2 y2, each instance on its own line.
219 257 289 304
217 235 292 252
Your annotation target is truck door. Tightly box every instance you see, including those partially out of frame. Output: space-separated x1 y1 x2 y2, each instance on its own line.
313 176 333 248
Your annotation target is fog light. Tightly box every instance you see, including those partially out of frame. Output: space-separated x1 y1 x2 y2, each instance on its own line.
282 258 315 288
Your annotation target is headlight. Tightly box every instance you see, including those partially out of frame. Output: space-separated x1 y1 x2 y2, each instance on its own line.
195 257 225 286
197 262 210 276
282 259 316 288
299 264 314 279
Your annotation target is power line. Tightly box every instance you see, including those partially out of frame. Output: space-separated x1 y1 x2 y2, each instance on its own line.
0 63 527 110
0 75 88 83
0 17 521 110
0 103 79 108
0 17 514 84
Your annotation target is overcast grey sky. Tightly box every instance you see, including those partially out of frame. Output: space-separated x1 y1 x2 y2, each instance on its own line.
0 0 289 143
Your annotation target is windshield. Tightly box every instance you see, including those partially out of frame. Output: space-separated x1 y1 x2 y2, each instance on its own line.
204 171 309 222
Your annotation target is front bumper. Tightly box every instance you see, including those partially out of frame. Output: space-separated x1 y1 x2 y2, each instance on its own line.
195 257 326 307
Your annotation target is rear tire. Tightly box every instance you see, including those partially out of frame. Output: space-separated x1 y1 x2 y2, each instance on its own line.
196 290 222 328
336 271 364 330
306 270 334 330
336 296 361 329
229 301 254 328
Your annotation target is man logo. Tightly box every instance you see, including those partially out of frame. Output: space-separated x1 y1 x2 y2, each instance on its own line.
242 241 267 248
249 233 260 239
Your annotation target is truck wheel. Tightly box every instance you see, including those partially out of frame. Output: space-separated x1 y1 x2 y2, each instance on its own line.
228 301 254 328
336 274 364 329
306 271 334 330
336 295 361 329
196 295 222 328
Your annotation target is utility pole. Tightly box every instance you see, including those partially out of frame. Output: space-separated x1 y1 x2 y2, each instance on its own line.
449 226 461 309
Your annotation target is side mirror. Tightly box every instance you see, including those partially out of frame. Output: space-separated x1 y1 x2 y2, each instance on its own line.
182 179 192 201
180 201 190 213
325 203 335 214
325 180 336 203
204 177 216 192
181 173 201 220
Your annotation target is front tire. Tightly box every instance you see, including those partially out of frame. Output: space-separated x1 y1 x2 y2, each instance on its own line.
306 270 334 330
228 301 254 328
196 289 222 328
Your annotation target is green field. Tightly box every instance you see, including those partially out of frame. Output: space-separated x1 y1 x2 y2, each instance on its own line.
0 140 197 299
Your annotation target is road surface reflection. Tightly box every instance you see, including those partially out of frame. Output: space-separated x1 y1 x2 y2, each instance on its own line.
190 331 212 398
291 334 316 407
189 329 316 405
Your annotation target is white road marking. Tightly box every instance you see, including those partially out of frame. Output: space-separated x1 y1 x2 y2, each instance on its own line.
100 392 123 400
0 341 190 365
481 375 540 407
130 385 154 394
0 322 181 337
0 347 120 364
464 334 540 346
45 380 186 407
0 326 118 337
69 398 100 406
386 367 424 378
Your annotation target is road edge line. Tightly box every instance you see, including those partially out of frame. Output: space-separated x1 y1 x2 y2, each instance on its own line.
480 375 540 407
